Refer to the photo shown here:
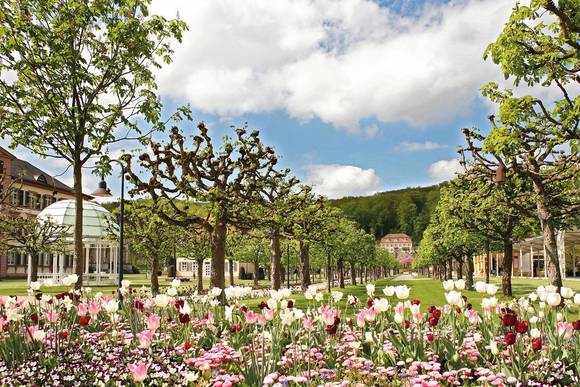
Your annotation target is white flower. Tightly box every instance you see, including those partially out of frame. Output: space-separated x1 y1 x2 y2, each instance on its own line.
442 280 454 291
365 332 374 343
42 279 54 287
545 285 557 293
121 279 131 289
489 340 499 355
546 292 561 307
395 285 410 300
6 308 23 322
209 299 221 307
445 291 462 306
530 328 541 338
473 332 482 342
210 287 222 298
394 313 404 324
103 299 119 314
314 293 324 302
347 295 358 305
293 309 304 319
374 298 389 313
539 301 546 309
32 329 46 342
225 305 234 322
154 294 171 308
538 311 545 319
454 279 465 290
382 286 395 297
574 294 580 305
556 312 564 322
349 341 361 351
180 301 192 315
182 372 199 383
528 293 538 302
560 287 574 299
474 281 487 294
331 291 343 302
171 279 181 288
166 287 178 296
29 281 41 291
486 284 498 295
68 274 79 284
267 298 277 311
62 277 73 287
366 284 375 297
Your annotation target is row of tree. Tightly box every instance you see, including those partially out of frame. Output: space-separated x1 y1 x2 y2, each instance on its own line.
416 0 579 296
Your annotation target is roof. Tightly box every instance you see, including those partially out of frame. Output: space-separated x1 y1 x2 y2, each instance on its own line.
37 199 118 240
381 233 412 240
9 158 74 193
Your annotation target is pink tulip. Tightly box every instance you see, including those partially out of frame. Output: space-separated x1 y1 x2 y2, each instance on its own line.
303 318 314 332
128 361 149 382
137 329 153 349
557 322 574 339
262 308 274 321
466 309 480 325
88 301 100 316
319 306 338 325
245 310 258 324
45 310 58 324
356 311 366 328
78 303 88 316
146 313 161 332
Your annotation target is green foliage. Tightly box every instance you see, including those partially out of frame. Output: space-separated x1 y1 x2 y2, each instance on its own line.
331 185 441 243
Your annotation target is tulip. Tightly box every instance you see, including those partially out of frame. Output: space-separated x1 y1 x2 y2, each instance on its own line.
128 361 149 383
442 280 454 291
515 320 528 334
546 292 561 307
445 291 462 306
474 282 487 294
366 284 375 297
29 281 41 291
560 287 574 299
303 318 314 332
79 315 91 326
486 284 498 296
574 294 580 305
531 338 542 351
137 330 153 349
395 285 410 300
454 279 465 290
503 332 516 346
154 294 171 308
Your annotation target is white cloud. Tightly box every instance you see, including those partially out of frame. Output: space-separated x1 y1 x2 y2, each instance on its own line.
395 141 448 152
150 0 512 132
305 164 380 199
427 159 461 181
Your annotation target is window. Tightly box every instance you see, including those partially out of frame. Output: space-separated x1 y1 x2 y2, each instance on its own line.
192 262 198 273
7 253 15 266
204 261 211 277
233 261 238 272
36 175 47 184
180 262 189 272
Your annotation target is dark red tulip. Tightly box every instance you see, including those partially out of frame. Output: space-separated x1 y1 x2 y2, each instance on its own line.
503 332 516 346
572 320 580 331
515 320 528 334
426 333 434 342
531 338 542 351
79 315 91 326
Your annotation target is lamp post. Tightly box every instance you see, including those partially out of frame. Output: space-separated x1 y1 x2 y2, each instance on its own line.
91 161 125 304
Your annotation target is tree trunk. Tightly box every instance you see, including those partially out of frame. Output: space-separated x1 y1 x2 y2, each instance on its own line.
196 258 203 292
151 254 160 295
299 240 310 290
30 253 38 282
210 221 227 301
326 252 332 293
485 240 490 283
270 234 282 290
447 259 453 280
466 255 474 290
350 262 356 285
502 239 513 297
338 258 345 288
72 161 84 289
540 212 563 290
456 257 463 280
228 259 234 286
253 258 259 288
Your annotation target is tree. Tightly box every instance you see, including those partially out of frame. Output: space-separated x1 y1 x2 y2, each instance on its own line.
0 0 187 288
125 123 289 295
111 201 176 295
463 0 579 289
444 173 536 295
0 214 69 282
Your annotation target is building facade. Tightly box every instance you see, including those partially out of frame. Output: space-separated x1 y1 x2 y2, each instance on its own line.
379 233 413 255
175 257 256 280
0 146 89 279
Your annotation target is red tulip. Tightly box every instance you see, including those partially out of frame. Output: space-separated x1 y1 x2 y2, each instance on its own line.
426 333 434 342
79 315 91 326
428 316 439 327
515 320 529 334
503 332 516 346
502 312 517 327
183 341 192 350
572 320 580 331
30 313 39 324
179 313 190 324
531 338 542 351
411 299 421 305
404 320 410 329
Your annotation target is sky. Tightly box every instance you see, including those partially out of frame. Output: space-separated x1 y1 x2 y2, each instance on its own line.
1 0 522 199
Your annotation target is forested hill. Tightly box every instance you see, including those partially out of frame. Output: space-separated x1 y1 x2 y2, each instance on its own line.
330 185 442 244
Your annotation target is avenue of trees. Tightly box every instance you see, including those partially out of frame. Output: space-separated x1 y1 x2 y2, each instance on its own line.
416 0 578 295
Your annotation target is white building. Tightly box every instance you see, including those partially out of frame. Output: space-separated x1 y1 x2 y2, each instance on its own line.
176 257 256 280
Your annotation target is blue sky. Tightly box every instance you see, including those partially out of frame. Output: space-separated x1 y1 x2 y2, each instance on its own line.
1 0 517 199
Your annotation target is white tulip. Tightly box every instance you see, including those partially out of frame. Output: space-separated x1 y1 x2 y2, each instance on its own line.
528 293 538 302
442 280 454 291
382 286 395 297
489 340 499 355
454 279 465 290
365 332 374 343
560 287 574 299
556 312 564 322
103 299 119 314
154 294 171 308
374 298 389 313
545 285 557 293
529 316 538 324
32 329 46 342
315 293 324 302
29 281 41 291
121 279 132 289
475 282 487 294
395 285 410 300
166 287 177 296
394 313 404 324
331 291 343 302
574 294 580 305
267 298 277 311
546 292 561 307
530 328 541 338
366 284 375 297
445 291 462 306
171 279 181 288
486 284 498 296
180 301 192 315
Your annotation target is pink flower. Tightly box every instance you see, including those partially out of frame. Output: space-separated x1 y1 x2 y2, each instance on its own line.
557 322 574 339
88 301 100 316
262 308 274 321
356 311 366 328
146 313 161 332
137 329 153 349
303 318 314 332
128 361 149 382
78 303 89 316
45 310 58 324
319 306 339 325
245 310 258 324
465 309 480 325
394 303 405 316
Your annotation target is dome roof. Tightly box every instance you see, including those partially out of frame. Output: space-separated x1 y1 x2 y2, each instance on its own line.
37 200 117 239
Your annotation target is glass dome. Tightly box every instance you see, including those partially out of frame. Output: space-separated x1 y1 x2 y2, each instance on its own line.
37 200 117 240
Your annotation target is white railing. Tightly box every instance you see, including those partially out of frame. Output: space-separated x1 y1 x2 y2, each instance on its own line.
34 272 118 286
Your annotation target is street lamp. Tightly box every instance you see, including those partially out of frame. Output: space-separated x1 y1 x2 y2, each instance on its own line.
91 160 125 304
494 164 507 184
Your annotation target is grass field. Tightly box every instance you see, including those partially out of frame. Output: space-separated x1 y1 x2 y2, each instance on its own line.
2 274 579 315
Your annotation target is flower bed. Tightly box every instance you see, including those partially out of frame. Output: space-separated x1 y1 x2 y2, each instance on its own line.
1 277 579 386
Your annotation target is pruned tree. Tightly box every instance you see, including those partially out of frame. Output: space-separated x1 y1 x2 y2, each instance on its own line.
0 0 187 288
462 0 579 289
124 123 289 295
0 214 69 282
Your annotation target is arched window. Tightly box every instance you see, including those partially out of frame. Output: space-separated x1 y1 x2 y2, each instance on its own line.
37 174 47 183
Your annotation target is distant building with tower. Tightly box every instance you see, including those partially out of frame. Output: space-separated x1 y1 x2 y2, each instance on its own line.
379 233 413 255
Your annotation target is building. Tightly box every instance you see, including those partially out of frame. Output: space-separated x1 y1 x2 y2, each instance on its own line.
175 257 256 280
0 146 92 278
379 233 413 255
472 230 579 279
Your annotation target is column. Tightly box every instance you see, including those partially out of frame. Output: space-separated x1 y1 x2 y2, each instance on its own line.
496 253 499 276
27 254 32 284
85 245 90 274
59 253 65 279
52 253 57 277
543 244 547 278
530 244 534 278
96 242 101 285
519 247 523 277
